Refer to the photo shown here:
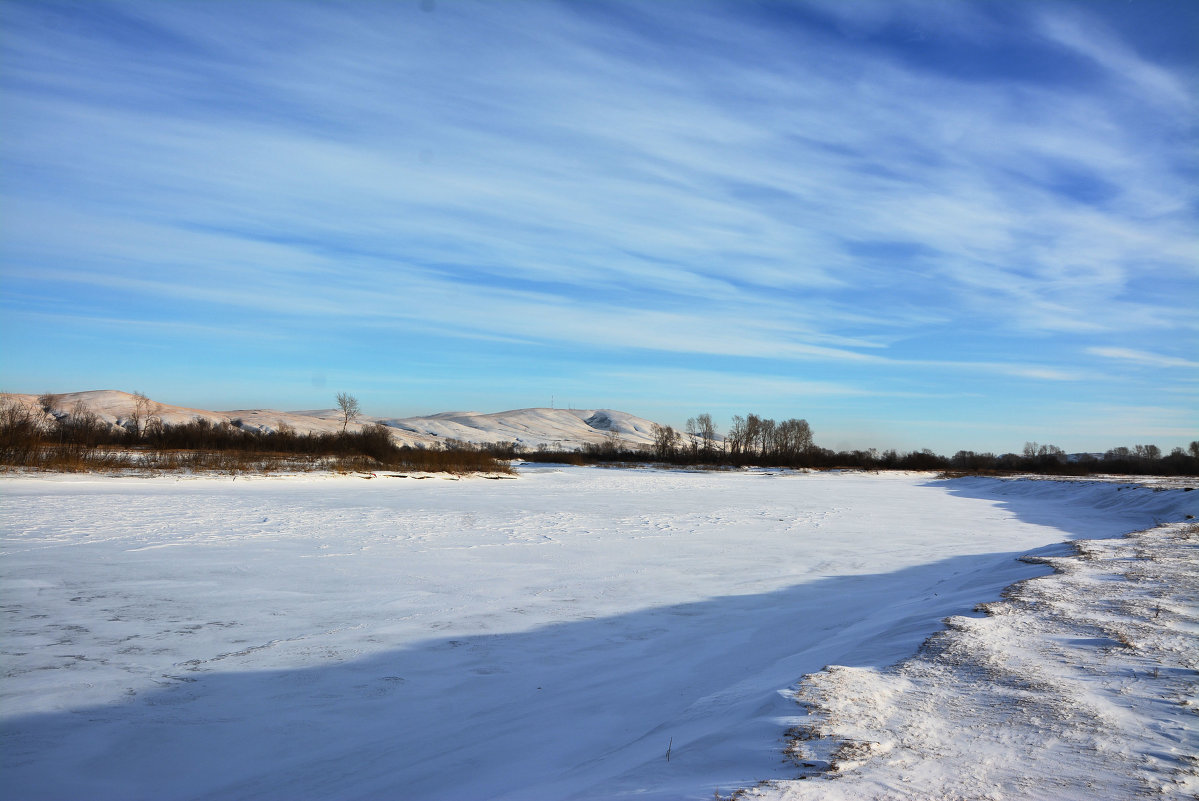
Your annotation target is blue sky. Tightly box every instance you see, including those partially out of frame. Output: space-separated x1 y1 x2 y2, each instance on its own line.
1 0 1196 454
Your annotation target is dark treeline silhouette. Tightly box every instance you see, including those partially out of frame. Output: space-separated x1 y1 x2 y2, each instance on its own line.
0 396 510 475
3 395 1196 477
513 413 1199 477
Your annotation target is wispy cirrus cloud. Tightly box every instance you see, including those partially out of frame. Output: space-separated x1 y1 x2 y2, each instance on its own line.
1037 9 1194 109
1 0 1195 451
1087 347 1199 370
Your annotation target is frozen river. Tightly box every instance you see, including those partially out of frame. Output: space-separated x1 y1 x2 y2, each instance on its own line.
2 467 1193 800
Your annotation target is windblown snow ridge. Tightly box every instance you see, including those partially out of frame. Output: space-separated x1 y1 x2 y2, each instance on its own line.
750 483 1199 801
944 474 1199 523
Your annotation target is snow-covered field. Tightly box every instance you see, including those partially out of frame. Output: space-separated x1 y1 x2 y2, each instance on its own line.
1 468 1195 800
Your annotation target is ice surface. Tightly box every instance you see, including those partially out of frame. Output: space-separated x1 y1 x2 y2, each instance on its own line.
1 469 1195 800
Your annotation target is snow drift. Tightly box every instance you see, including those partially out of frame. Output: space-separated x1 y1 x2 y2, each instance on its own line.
760 521 1198 800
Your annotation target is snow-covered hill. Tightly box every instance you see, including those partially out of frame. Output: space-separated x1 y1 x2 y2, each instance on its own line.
379 407 658 450
7 390 659 451
8 390 233 429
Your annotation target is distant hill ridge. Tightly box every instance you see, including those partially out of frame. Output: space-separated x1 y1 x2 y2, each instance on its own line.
8 390 659 451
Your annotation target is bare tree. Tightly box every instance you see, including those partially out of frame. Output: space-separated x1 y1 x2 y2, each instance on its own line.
34 393 62 443
756 416 776 458
651 423 680 460
1038 444 1066 463
743 414 768 458
1134 444 1161 461
0 393 43 463
684 417 700 456
775 418 813 460
65 400 102 449
695 413 717 456
129 391 156 438
727 415 747 457
336 392 361 434
37 393 60 416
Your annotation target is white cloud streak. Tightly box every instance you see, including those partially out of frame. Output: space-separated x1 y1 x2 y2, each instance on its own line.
1087 347 1199 370
1038 9 1194 110
1 0 1195 409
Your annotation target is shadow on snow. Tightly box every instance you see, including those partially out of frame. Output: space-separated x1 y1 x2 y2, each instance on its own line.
7 478 1196 801
930 475 1198 539
4 549 1054 801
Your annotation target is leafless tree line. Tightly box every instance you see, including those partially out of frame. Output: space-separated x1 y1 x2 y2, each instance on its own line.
649 413 814 465
558 413 1198 476
4 393 1196 477
0 393 509 475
